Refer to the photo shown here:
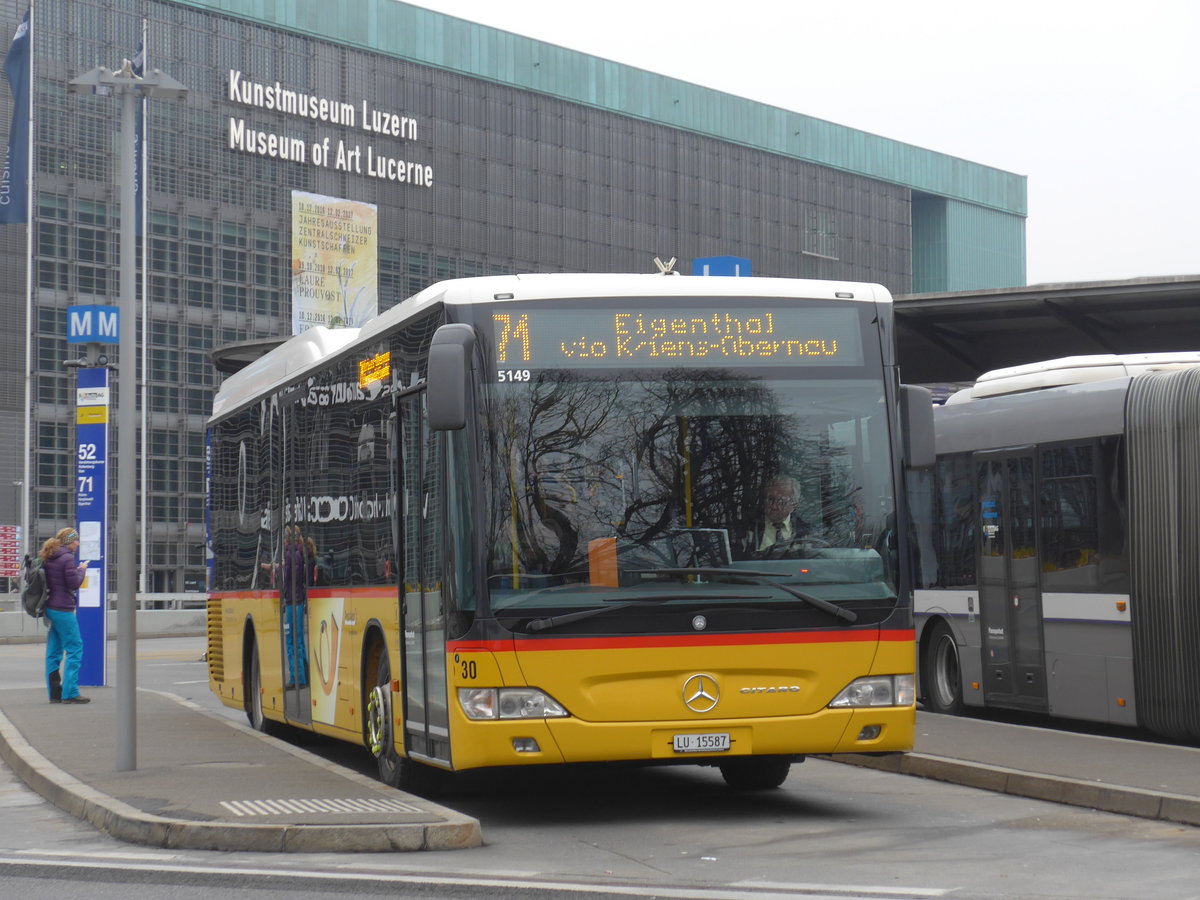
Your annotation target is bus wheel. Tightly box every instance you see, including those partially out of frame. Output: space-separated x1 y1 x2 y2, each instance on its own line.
718 756 792 790
245 639 283 735
366 650 442 796
924 620 964 715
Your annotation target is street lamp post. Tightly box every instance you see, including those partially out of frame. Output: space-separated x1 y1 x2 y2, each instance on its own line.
69 61 187 773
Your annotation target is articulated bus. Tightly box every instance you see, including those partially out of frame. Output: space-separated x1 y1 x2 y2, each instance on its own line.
911 353 1200 742
206 273 933 792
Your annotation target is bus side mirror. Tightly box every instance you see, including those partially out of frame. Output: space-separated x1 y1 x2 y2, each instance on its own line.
901 384 935 469
427 324 475 431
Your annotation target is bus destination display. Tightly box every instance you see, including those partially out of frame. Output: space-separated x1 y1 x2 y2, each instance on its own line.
490 305 864 372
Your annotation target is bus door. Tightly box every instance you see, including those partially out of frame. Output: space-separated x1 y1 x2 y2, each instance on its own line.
278 398 312 726
975 449 1047 711
398 391 451 767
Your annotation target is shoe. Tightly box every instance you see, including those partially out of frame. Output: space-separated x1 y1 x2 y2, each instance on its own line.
62 696 91 704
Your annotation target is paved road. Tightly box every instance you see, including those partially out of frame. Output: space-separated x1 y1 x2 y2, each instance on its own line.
1 636 1199 900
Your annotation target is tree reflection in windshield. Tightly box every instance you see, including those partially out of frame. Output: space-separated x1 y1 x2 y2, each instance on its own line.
483 371 894 596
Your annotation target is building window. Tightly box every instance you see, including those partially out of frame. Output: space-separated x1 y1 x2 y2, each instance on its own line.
37 452 69 486
151 458 180 492
37 374 69 404
150 274 180 304
150 385 178 412
186 324 213 349
38 260 69 290
38 422 69 450
151 429 180 457
185 280 213 307
185 388 209 415
150 320 179 347
220 283 247 312
76 226 108 263
151 239 179 273
151 211 179 236
38 192 68 220
220 248 246 282
38 222 68 258
38 490 68 519
254 288 279 316
186 244 213 278
150 348 180 382
77 198 106 226
77 265 108 297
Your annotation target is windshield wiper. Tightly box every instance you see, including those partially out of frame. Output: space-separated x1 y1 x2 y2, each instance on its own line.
525 591 771 633
628 567 858 624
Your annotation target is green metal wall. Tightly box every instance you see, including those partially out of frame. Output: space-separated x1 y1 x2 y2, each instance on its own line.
912 195 1027 292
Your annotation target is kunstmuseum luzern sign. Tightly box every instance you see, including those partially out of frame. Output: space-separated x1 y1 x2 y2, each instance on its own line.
226 69 433 187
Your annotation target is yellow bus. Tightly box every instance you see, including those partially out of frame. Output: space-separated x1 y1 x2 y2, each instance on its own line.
206 274 933 792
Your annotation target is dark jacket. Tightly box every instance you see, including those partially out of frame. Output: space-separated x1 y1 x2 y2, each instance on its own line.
281 543 307 605
44 547 85 612
733 512 810 559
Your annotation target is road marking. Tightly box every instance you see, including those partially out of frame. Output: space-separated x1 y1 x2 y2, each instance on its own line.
219 796 423 816
172 680 208 685
734 882 949 897
0 857 953 900
17 849 177 862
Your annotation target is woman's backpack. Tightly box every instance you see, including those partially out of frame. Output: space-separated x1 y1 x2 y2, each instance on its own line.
21 555 47 618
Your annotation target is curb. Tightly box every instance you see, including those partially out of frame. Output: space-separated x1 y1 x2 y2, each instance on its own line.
0 690 482 852
822 751 1200 827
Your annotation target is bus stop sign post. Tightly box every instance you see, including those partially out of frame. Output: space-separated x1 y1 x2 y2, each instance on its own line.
72 363 110 688
67 307 115 689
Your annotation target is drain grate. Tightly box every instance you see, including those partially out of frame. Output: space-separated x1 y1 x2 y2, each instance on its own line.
219 797 423 816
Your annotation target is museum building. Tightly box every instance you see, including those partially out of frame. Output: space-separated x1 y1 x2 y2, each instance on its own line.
0 0 1026 591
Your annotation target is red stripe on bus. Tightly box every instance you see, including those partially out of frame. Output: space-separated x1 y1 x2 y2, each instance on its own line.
208 587 390 601
450 629 914 653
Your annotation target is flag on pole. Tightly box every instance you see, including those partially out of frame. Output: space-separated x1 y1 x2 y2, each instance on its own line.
0 8 30 225
132 27 145 236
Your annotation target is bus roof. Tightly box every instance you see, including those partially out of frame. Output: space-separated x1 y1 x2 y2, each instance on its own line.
209 325 361 421
211 274 894 422
945 351 1200 403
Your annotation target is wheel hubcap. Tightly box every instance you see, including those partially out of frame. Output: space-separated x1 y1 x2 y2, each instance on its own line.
934 635 959 706
366 685 389 757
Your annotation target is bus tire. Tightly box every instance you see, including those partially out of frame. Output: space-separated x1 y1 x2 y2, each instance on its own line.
366 648 443 796
923 619 964 715
245 639 284 736
718 756 792 790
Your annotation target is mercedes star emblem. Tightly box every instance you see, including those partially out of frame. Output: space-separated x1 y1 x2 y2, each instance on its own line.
682 673 720 713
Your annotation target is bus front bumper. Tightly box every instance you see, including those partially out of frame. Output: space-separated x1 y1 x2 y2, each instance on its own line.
446 705 915 771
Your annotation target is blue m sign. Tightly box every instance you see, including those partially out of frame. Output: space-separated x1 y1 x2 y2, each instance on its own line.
67 305 120 344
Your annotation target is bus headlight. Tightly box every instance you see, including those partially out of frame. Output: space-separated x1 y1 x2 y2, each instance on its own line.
458 687 570 720
828 674 915 708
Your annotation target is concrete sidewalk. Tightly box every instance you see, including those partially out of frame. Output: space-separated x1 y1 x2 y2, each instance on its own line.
829 711 1200 827
0 686 481 852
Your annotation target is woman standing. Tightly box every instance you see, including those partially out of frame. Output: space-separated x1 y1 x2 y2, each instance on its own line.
42 527 90 704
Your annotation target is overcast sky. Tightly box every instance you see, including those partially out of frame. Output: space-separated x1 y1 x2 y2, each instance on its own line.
407 0 1199 287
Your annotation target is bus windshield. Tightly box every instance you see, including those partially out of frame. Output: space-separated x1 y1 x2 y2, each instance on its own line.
472 300 898 630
